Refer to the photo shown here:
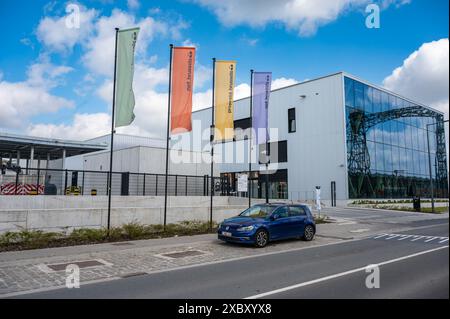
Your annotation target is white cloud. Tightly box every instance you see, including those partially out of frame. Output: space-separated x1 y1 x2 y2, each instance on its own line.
383 38 449 169
234 83 251 100
0 61 74 130
271 77 298 90
36 6 98 53
27 113 111 140
193 89 212 111
0 81 74 129
26 60 73 89
190 0 408 36
127 0 140 10
383 38 449 118
28 8 189 140
82 9 186 77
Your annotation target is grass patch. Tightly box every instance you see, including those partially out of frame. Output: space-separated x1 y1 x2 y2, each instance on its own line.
370 205 448 214
351 199 449 205
313 214 331 224
0 221 218 252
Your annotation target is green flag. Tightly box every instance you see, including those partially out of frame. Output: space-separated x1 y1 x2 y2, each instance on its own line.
115 27 139 127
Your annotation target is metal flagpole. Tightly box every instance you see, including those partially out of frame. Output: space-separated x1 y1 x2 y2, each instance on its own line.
248 69 254 208
107 27 119 234
163 44 174 231
265 144 269 204
209 58 216 231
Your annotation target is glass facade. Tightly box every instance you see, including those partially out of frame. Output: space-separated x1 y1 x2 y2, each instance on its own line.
344 76 448 199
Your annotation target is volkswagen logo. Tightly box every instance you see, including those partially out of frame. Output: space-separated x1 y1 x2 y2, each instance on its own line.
226 226 230 231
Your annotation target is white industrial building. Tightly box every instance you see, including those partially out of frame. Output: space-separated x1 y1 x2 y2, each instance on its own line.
187 72 448 204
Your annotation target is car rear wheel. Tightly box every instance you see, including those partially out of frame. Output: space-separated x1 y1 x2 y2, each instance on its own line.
303 225 315 241
255 229 269 248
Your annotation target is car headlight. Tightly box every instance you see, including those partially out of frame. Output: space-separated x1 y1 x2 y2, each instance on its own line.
237 225 254 232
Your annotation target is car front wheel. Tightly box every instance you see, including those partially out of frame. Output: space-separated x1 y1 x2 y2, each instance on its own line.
303 225 315 241
255 229 269 248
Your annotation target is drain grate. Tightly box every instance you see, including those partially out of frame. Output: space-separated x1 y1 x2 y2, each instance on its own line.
161 250 206 259
46 260 107 271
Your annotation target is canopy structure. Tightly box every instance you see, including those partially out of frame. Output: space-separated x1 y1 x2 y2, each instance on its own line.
0 132 107 169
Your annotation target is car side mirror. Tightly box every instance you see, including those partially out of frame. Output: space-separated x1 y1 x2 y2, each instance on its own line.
270 214 278 221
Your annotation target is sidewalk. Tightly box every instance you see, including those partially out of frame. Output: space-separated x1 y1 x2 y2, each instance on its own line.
0 213 447 297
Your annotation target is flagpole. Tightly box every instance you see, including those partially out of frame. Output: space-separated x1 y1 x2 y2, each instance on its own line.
107 27 119 233
248 69 253 208
163 44 174 231
209 57 216 231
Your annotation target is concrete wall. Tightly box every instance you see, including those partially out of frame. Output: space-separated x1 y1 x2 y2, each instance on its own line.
0 196 262 233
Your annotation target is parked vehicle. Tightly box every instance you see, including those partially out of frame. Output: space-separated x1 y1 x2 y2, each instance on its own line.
218 203 316 248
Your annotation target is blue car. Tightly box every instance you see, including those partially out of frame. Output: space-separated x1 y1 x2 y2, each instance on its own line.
218 203 316 248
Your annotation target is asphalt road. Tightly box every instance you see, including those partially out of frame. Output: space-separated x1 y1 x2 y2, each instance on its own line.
16 220 449 299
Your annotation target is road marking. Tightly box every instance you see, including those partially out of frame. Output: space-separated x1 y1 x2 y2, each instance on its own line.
245 245 449 299
373 233 449 244
350 229 370 233
411 236 425 242
386 234 400 240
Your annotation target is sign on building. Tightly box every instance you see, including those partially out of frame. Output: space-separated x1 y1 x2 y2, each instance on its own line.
237 174 248 192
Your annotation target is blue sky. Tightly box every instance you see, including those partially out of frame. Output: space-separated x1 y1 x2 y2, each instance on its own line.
0 0 448 140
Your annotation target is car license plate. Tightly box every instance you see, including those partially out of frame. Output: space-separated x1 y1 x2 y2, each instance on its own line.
222 231 232 237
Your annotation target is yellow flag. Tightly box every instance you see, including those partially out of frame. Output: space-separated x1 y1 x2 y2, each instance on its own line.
214 60 236 141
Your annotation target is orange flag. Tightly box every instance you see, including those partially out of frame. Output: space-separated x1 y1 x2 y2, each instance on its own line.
170 47 196 134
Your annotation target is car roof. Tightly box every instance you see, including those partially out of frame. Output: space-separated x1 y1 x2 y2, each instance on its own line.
255 203 307 207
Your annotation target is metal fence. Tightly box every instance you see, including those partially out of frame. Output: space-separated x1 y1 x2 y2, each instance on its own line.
0 168 222 197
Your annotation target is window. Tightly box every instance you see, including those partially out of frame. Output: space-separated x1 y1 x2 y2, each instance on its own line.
289 206 306 216
233 117 251 140
259 141 288 164
239 205 276 218
273 206 289 218
234 117 251 130
288 108 296 133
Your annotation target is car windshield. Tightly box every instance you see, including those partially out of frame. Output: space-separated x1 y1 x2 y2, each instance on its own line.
239 205 277 218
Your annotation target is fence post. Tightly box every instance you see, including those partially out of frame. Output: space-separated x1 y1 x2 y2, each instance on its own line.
185 176 188 196
106 172 109 195
15 169 19 195
155 175 158 196
143 173 146 196
81 171 85 195
36 167 40 195
175 175 178 196
64 170 68 195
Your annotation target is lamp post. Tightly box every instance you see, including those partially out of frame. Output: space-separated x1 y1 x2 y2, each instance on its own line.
426 119 448 213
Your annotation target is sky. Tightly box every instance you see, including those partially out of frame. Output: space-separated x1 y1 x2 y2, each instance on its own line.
0 0 448 141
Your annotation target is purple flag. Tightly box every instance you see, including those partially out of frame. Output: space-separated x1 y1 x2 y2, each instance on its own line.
252 72 272 145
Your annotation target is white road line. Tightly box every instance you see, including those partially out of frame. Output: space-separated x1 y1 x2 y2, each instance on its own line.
386 234 400 240
424 237 438 243
373 234 388 239
398 235 412 241
439 238 449 244
245 245 449 299
411 236 425 242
